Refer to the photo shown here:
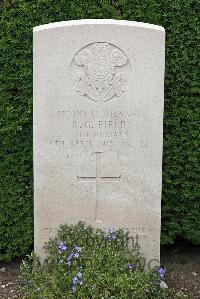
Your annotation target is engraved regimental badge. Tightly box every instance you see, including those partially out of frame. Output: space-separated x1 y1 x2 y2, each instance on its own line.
72 42 129 102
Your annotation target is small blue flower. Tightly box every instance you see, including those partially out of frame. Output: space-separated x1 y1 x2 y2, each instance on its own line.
72 273 84 290
75 246 82 252
128 263 135 270
77 272 82 278
66 252 74 266
158 267 167 279
68 253 74 260
74 252 80 258
58 241 68 253
108 227 115 234
72 276 78 285
72 286 76 292
108 226 117 241
109 234 117 241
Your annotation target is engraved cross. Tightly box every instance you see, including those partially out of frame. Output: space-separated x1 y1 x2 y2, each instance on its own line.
77 152 121 221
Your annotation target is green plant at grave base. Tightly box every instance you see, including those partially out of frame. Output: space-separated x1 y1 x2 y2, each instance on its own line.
20 222 173 299
0 0 199 260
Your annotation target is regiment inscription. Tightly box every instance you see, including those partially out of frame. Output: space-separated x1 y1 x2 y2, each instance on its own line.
72 42 129 102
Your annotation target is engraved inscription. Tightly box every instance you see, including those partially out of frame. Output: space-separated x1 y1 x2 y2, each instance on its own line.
77 152 121 221
44 227 152 234
72 43 129 102
51 109 150 150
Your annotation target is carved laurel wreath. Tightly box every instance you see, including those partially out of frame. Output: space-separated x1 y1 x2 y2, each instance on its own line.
74 43 128 102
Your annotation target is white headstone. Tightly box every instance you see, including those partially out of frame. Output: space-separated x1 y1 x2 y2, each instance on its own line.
33 19 165 268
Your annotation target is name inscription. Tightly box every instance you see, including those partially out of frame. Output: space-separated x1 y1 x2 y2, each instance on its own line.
48 109 149 150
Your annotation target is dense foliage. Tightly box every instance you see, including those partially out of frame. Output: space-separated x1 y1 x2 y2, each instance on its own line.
20 223 174 299
0 0 199 260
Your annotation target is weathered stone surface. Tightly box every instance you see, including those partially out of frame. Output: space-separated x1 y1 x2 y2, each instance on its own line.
33 19 165 268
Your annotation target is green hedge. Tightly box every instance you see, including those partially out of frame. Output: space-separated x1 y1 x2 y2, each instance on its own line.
0 0 199 261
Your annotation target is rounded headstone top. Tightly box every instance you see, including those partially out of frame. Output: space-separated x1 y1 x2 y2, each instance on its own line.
33 19 165 33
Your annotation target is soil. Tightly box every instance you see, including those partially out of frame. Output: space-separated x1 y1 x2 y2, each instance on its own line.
161 242 200 298
0 243 200 299
0 258 22 299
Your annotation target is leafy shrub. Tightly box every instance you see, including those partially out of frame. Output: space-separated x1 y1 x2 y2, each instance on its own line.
0 0 199 260
20 223 172 299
